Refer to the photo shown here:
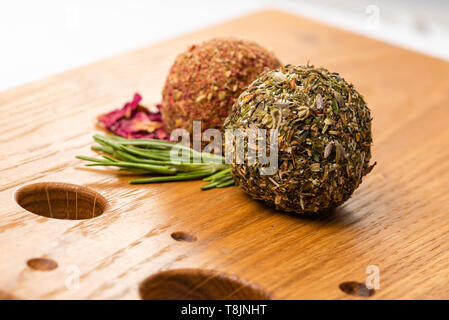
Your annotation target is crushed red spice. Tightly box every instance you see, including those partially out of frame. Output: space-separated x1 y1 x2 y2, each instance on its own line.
161 38 281 133
98 93 168 140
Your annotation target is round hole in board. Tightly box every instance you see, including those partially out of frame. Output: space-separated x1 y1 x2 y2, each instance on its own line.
171 231 197 242
27 258 58 271
15 182 108 220
339 281 375 297
139 268 272 300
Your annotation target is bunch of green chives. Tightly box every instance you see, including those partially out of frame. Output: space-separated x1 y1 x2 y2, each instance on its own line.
76 135 234 190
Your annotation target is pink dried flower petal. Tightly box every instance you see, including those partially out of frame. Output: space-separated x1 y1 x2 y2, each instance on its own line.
98 93 168 140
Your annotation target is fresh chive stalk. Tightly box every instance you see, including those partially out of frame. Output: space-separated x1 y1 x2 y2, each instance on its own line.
76 135 234 190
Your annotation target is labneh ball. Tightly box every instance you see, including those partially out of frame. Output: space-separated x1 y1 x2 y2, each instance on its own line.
161 38 281 133
224 65 375 215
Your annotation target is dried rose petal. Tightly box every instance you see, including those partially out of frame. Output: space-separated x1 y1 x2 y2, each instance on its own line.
98 93 168 140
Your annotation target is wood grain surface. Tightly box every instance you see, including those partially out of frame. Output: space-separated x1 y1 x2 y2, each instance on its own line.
1 10 449 300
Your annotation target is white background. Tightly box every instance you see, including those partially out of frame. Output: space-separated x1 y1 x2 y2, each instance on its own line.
1 0 448 91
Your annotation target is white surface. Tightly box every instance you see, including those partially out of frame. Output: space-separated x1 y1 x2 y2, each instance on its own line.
1 0 448 92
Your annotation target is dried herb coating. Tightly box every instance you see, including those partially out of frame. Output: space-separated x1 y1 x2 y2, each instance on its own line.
161 38 281 133
224 65 375 214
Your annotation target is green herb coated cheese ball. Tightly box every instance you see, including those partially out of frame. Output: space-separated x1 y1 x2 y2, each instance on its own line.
224 65 375 215
161 38 281 133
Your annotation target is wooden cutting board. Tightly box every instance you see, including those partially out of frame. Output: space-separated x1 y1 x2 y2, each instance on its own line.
1 10 449 300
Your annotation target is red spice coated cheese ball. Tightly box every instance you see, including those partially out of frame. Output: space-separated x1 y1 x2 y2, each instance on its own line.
161 38 281 134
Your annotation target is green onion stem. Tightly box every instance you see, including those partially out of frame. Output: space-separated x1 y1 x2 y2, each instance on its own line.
203 168 231 181
85 161 176 174
76 135 235 190
130 169 216 184
217 179 235 188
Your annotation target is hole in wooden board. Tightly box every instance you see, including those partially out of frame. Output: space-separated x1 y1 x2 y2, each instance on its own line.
171 231 197 242
27 258 58 271
139 268 271 300
15 182 108 220
339 281 375 297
